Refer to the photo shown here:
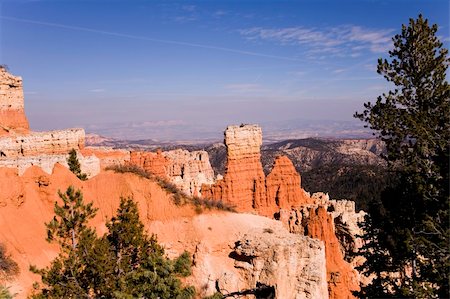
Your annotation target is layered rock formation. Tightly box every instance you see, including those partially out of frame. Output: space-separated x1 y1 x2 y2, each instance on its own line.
0 68 365 299
0 128 98 176
0 129 85 157
162 149 214 197
201 125 314 214
275 193 364 299
0 68 101 177
0 67 29 135
81 147 131 169
129 149 215 197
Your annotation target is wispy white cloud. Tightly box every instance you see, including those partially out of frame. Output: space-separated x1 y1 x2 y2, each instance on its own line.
89 88 105 93
224 83 267 93
1 16 304 62
239 25 394 57
333 68 346 74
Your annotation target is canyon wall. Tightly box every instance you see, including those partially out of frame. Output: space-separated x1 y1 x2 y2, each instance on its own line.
0 129 99 177
0 67 29 135
81 147 131 169
279 201 361 299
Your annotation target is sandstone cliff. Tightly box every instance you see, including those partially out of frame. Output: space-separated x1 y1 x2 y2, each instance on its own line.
0 129 99 177
265 155 314 210
129 150 169 177
0 165 328 299
0 67 29 135
149 213 328 299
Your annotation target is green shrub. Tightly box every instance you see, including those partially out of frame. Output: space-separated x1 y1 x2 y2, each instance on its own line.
0 285 13 299
105 164 152 179
0 243 18 277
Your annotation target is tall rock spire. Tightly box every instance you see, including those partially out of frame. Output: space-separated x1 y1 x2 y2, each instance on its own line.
0 67 30 135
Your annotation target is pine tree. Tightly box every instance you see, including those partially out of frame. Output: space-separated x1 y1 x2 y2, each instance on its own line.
31 190 195 298
104 198 195 298
67 149 88 181
31 186 98 298
354 15 449 298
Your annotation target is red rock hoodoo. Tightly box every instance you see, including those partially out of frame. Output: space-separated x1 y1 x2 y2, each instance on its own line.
0 67 29 135
201 125 313 214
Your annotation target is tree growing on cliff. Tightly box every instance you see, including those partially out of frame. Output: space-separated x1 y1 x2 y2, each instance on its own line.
354 15 449 298
31 187 194 298
31 186 99 298
67 149 87 181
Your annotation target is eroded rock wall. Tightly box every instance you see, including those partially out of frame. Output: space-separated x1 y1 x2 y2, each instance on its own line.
278 194 363 299
0 68 29 135
0 128 100 177
81 147 131 169
0 129 85 157
162 149 214 197
129 149 215 197
129 150 169 177
0 153 99 177
201 125 267 211
150 213 328 299
201 124 363 298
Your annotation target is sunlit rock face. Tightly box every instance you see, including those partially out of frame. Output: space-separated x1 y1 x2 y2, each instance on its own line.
0 68 99 177
201 125 313 213
0 67 29 135
129 149 215 197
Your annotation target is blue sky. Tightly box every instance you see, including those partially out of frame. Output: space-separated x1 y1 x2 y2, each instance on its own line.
0 0 448 141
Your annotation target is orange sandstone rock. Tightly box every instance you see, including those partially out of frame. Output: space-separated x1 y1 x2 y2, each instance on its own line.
129 149 168 177
202 125 267 211
0 68 29 135
202 125 313 213
304 206 359 299
266 155 313 209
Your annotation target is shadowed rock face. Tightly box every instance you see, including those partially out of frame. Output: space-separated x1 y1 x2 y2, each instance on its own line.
0 67 29 135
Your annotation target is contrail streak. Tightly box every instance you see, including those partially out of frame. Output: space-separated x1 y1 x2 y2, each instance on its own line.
1 16 305 62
